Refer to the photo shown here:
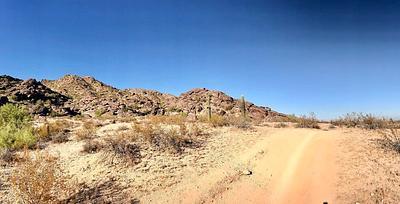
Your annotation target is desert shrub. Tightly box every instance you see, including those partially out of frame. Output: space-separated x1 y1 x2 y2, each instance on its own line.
148 115 186 125
208 115 230 127
34 124 50 140
379 127 400 153
75 129 93 141
286 114 300 122
188 124 204 137
269 114 299 123
75 121 98 141
104 136 141 164
0 148 16 163
359 114 388 130
227 116 252 129
115 116 137 123
0 126 37 149
274 122 288 128
295 113 320 129
132 122 158 141
95 109 106 117
51 131 70 143
82 140 103 154
35 120 73 142
152 128 193 153
178 122 188 136
0 104 36 150
199 114 251 128
331 112 360 128
332 113 391 129
0 103 32 128
82 120 101 129
132 122 195 153
116 124 130 131
10 151 74 203
251 118 265 126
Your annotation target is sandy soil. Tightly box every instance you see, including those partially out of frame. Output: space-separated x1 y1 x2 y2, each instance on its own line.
139 125 400 203
1 121 400 203
143 127 338 204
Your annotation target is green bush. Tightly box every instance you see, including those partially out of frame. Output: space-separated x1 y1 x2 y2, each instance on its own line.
0 103 32 129
0 104 36 149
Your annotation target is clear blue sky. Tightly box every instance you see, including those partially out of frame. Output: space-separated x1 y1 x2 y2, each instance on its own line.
1 0 400 119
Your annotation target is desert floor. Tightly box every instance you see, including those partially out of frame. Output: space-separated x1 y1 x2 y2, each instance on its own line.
1 121 400 204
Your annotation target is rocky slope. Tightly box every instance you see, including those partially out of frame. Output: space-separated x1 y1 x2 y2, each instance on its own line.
174 88 282 119
0 75 76 116
2 74 284 119
42 75 171 116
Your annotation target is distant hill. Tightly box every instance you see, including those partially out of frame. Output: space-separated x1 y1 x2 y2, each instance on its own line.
1 74 285 120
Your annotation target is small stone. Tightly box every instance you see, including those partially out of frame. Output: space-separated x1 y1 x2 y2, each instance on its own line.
242 169 252 175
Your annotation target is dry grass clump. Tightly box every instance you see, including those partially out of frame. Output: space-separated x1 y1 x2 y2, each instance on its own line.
274 122 288 128
227 116 252 129
158 128 194 153
207 115 230 127
35 120 73 143
75 120 98 141
148 115 187 125
198 114 254 129
82 140 103 154
295 113 321 129
10 151 74 203
188 123 205 137
378 127 400 154
51 131 70 143
132 122 158 141
132 122 195 153
115 116 137 123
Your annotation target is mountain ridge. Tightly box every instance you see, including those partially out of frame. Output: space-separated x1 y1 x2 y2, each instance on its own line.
1 74 285 120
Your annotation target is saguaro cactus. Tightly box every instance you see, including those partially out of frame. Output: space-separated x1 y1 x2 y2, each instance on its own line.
207 94 212 121
241 95 246 118
194 96 200 121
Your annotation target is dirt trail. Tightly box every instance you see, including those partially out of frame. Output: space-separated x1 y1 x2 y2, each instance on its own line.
212 128 338 204
141 127 339 204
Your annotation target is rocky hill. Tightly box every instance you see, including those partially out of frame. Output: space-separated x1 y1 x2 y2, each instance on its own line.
175 88 280 119
42 75 171 116
2 74 284 120
0 75 76 116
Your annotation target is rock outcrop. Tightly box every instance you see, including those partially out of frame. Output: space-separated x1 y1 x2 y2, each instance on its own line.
174 88 282 119
42 75 172 116
0 75 77 116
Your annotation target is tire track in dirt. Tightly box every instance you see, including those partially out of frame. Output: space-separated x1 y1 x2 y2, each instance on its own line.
140 128 338 204
214 129 338 204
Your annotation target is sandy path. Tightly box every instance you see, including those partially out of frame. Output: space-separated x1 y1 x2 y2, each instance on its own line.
140 128 339 204
211 128 338 204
